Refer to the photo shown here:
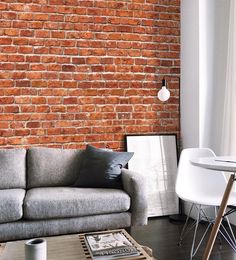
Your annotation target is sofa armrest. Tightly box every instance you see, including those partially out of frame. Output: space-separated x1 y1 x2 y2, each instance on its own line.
121 168 148 226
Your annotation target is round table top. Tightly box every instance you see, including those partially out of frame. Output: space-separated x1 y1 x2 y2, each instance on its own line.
191 156 236 172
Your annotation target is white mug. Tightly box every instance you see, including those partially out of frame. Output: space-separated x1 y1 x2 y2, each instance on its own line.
25 238 47 260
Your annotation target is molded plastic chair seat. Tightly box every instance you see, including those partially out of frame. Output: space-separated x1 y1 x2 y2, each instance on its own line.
176 148 228 205
179 188 236 207
175 148 236 259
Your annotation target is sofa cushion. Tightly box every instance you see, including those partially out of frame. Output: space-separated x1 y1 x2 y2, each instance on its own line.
0 149 26 189
0 189 26 224
74 145 134 188
24 187 131 220
27 148 83 188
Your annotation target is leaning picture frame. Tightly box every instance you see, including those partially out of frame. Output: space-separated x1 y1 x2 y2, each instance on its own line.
126 134 179 217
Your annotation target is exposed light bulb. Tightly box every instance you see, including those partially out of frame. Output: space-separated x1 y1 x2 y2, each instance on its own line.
158 86 170 101
158 78 170 102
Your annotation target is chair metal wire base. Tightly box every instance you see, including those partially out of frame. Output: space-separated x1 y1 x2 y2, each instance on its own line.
178 203 236 259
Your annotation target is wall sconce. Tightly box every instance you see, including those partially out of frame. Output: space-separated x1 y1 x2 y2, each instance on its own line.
158 78 170 102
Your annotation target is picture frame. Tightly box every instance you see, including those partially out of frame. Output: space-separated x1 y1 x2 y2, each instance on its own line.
126 134 179 217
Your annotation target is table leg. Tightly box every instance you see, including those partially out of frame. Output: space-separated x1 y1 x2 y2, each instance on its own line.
203 173 235 260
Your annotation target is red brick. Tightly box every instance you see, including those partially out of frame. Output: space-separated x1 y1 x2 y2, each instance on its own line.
63 97 78 104
59 73 72 80
4 28 19 36
91 66 103 72
0 63 14 70
26 122 40 128
51 31 65 38
24 137 40 144
50 15 64 22
20 30 34 37
0 97 14 104
9 3 24 11
14 114 31 121
0 129 13 137
18 46 33 54
21 89 37 96
34 13 49 21
64 48 79 55
63 81 78 88
15 129 30 136
8 55 24 62
21 105 35 113
42 5 56 13
56 57 70 63
32 97 46 104
0 71 9 78
46 115 60 121
26 72 42 79
0 114 14 121
34 47 48 54
0 122 9 129
81 105 95 112
35 105 50 113
29 21 43 29
47 128 61 135
1 46 17 53
18 13 33 20
29 37 45 45
12 72 26 80
116 106 133 112
51 106 66 112
0 21 11 28
72 58 86 64
47 64 61 71
0 80 13 88
7 137 24 145
62 65 75 72
12 38 28 45
35 30 50 38
26 56 40 62
41 56 55 63
49 47 63 55
45 40 60 47
0 3 7 10
5 89 21 97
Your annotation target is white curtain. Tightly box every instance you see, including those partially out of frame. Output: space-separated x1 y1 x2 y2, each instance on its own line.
198 0 230 154
221 0 236 156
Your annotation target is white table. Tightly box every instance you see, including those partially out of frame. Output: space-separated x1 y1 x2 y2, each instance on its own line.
191 157 236 260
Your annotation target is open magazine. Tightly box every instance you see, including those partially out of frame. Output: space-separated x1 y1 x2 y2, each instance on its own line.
85 231 140 259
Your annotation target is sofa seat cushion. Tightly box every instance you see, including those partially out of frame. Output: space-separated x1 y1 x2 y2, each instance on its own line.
24 187 131 220
0 189 26 224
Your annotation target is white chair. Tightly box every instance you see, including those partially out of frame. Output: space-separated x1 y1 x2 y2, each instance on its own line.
176 148 236 259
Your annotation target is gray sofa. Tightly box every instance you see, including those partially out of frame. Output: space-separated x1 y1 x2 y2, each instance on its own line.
0 147 148 242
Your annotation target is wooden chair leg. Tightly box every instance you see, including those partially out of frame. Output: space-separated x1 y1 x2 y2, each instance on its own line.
203 173 235 260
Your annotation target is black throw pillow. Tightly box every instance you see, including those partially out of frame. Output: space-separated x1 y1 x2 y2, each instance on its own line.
74 144 134 188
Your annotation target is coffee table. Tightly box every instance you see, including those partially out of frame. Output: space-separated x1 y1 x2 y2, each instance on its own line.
0 229 153 260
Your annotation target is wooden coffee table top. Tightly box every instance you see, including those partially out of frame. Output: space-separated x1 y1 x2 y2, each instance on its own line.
0 243 5 256
0 229 154 260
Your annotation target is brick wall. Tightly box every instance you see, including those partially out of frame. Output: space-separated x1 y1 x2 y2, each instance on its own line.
0 0 180 150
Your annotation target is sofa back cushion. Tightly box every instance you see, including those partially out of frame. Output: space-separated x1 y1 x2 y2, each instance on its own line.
0 149 26 189
27 148 83 188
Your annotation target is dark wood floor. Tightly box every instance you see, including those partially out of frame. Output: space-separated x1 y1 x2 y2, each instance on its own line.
130 217 236 260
